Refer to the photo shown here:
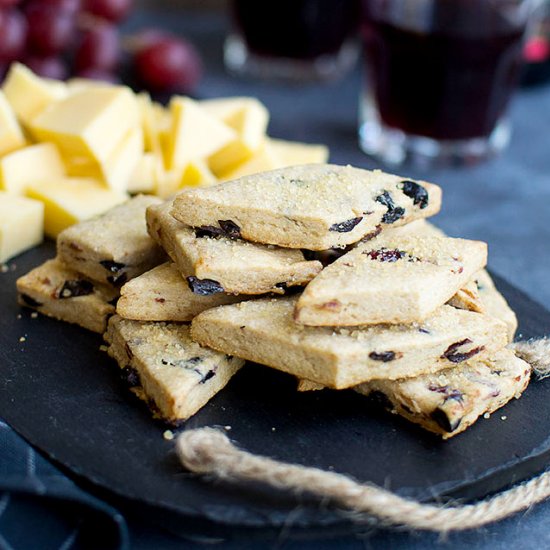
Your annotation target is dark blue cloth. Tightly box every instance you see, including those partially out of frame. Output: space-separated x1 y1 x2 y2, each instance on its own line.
0 420 127 550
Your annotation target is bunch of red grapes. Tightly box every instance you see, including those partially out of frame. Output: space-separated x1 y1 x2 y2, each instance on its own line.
0 0 202 92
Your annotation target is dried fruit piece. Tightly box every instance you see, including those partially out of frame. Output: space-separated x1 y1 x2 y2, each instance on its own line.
369 351 398 362
195 225 225 238
186 276 225 296
58 279 94 298
195 220 241 239
428 384 464 403
329 217 363 233
121 366 140 387
364 248 406 262
375 191 405 224
375 190 394 209
400 180 429 209
200 370 216 384
431 408 462 433
382 207 405 224
442 338 484 363
218 219 241 239
100 260 126 273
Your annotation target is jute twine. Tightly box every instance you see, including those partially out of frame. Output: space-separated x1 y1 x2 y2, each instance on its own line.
176 338 550 532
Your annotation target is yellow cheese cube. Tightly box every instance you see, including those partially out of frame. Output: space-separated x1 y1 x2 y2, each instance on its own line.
30 86 140 163
268 138 329 165
137 92 156 153
137 93 169 173
0 91 26 156
65 129 143 192
164 97 236 171
153 164 185 200
127 152 155 194
218 138 329 181
2 63 67 126
99 128 143 193
154 159 217 199
0 192 44 262
66 77 114 94
200 96 268 124
26 177 127 238
208 99 269 176
65 156 102 179
220 144 281 181
153 101 171 133
0 143 65 195
180 159 217 188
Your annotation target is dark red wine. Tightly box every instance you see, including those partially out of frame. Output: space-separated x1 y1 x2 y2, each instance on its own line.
232 0 360 60
362 2 526 140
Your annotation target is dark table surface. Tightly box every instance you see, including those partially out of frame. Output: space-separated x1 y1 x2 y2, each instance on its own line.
3 7 550 550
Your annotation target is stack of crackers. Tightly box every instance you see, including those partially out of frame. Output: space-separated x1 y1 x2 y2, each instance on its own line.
16 164 531 438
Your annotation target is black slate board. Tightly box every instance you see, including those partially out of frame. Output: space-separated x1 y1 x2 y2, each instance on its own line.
1 242 550 532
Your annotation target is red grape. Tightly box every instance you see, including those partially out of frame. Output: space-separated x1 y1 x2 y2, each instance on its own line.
74 21 119 72
83 0 132 23
23 55 68 80
0 9 27 62
25 6 75 55
0 0 21 7
24 0 80 14
74 67 119 83
134 34 202 92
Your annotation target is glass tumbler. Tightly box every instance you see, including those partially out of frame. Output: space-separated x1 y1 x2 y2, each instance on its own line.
225 0 361 82
359 0 539 167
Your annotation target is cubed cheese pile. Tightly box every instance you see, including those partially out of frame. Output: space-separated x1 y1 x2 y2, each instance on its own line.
0 63 329 263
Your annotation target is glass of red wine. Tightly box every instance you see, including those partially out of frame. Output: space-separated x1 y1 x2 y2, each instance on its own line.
359 0 540 167
224 0 361 82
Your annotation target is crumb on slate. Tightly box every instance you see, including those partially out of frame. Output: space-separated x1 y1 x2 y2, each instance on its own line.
483 412 491 419
19 336 26 342
163 430 175 441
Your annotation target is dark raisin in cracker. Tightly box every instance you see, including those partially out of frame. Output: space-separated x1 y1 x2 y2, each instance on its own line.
430 408 462 433
218 219 241 239
369 351 398 362
376 191 405 224
195 225 226 239
58 280 94 298
364 248 406 262
382 207 405 224
200 370 216 384
186 276 225 296
428 384 464 403
121 366 140 387
329 217 363 233
442 339 484 363
400 180 429 209
100 260 126 273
